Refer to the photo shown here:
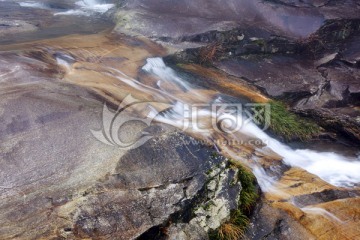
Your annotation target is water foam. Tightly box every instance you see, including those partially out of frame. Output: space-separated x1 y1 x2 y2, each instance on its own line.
54 0 114 16
19 1 49 9
241 122 360 187
54 9 89 16
142 57 360 189
75 0 114 14
142 57 194 92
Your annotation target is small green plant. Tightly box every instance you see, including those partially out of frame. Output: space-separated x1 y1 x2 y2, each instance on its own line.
256 100 320 141
209 164 258 240
229 210 249 229
237 165 258 213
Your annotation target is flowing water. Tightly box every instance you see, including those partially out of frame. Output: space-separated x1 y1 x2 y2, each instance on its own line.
139 58 360 189
1 1 360 238
0 0 115 44
62 53 360 193
77 55 360 237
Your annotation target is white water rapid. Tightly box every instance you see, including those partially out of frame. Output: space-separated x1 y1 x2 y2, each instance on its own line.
17 0 114 16
141 57 360 189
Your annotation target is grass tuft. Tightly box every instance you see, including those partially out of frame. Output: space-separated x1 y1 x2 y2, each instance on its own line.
199 43 223 64
255 100 320 141
209 164 258 240
237 165 258 213
216 223 245 240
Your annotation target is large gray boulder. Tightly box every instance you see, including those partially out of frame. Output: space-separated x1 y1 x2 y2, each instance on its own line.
0 51 242 239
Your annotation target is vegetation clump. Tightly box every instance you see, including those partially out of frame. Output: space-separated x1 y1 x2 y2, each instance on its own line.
254 100 320 141
213 222 245 240
209 163 258 240
199 43 223 64
237 165 259 213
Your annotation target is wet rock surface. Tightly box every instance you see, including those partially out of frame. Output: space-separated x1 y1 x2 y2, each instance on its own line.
0 0 114 44
0 39 243 240
216 56 324 100
246 200 316 240
116 0 325 39
0 58 225 240
262 167 360 240
0 51 124 239
166 17 360 144
115 0 359 40
71 131 233 239
1 1 360 239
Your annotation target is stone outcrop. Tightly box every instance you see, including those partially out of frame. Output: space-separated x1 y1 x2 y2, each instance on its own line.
1 1 360 239
0 0 113 44
115 0 360 40
0 34 243 240
164 17 360 144
70 131 241 239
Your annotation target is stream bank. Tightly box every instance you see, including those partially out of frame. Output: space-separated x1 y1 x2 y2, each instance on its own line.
0 0 359 239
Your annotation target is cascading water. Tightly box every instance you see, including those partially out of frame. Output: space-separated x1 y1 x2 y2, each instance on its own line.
17 0 115 15
2 0 358 236
74 0 114 14
56 52 359 235
18 1 49 9
141 57 360 189
139 58 360 230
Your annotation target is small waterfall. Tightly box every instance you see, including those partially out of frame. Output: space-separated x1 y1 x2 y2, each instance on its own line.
18 0 114 15
53 0 114 16
270 143 360 188
57 49 358 230
82 55 359 225
240 120 360 187
75 0 114 14
141 57 360 189
142 57 194 93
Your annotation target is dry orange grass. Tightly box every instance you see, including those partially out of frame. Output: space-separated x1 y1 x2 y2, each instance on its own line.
199 42 223 64
217 223 244 240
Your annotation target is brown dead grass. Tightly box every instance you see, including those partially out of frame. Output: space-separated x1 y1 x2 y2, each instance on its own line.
199 43 223 64
217 223 244 240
